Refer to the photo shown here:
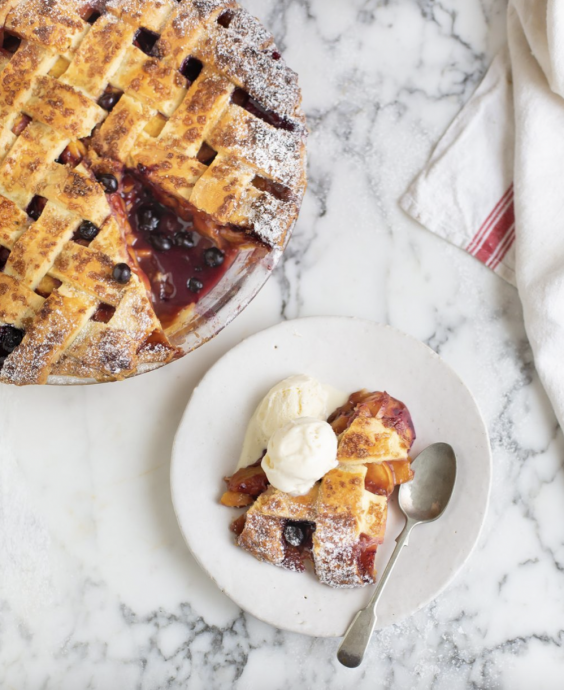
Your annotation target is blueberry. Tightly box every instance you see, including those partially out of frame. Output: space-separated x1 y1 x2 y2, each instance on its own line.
137 204 160 233
112 262 131 284
134 28 159 56
174 231 196 249
77 220 99 241
0 325 24 353
203 247 224 268
27 197 45 221
149 232 172 252
0 247 9 271
187 277 203 292
180 56 203 83
96 173 118 194
98 91 122 112
283 524 304 547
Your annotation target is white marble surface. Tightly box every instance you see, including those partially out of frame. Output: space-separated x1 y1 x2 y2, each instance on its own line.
1 0 564 688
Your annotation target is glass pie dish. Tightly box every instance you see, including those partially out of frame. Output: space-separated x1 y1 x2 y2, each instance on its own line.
0 0 306 386
47 232 288 385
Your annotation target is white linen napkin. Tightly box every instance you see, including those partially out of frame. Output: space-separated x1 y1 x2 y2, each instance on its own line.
401 0 564 431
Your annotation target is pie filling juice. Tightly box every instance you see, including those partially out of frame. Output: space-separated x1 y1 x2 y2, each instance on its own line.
117 174 238 328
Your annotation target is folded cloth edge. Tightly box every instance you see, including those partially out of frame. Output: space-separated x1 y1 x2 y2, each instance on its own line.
399 48 517 287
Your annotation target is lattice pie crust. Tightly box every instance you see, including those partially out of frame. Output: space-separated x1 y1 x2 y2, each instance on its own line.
0 0 307 384
240 466 388 588
231 390 415 588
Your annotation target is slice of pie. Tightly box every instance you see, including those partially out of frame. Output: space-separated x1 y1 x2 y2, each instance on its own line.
222 389 416 588
238 467 388 588
328 390 416 465
0 0 307 384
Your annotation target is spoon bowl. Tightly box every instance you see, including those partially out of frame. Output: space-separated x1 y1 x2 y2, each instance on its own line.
337 442 457 668
399 442 457 523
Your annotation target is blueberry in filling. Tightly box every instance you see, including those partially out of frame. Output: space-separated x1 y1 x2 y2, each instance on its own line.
77 220 99 241
120 174 237 327
96 173 118 194
174 231 196 249
97 88 122 112
112 263 132 284
203 247 224 268
0 325 24 366
284 523 305 547
187 277 203 293
149 232 173 252
137 204 160 233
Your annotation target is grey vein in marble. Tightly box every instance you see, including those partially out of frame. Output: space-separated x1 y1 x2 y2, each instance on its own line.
1 0 564 688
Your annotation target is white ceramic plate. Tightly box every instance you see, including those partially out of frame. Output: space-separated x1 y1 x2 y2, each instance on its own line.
170 317 491 637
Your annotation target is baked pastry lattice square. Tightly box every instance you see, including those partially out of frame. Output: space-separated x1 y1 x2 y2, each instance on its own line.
0 0 307 384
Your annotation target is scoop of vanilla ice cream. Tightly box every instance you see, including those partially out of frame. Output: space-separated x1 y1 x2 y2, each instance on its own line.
237 375 331 469
261 417 338 496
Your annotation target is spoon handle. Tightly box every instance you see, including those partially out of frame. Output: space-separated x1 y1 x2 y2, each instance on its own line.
337 518 416 668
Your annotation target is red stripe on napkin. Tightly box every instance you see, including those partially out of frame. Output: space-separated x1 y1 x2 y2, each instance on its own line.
489 225 515 270
466 185 513 254
466 185 515 269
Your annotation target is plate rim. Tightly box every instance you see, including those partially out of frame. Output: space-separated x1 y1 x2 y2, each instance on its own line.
170 316 492 636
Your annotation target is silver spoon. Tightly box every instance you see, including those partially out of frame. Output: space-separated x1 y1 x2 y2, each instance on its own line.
337 442 457 668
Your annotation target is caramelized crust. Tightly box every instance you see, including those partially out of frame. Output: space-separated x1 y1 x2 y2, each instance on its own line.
0 42 58 129
313 467 387 587
237 468 388 587
4 203 80 289
112 46 188 116
0 194 28 247
105 0 175 31
232 390 416 588
330 390 416 465
0 286 97 385
60 14 137 98
25 76 106 138
0 0 306 384
154 70 234 155
0 121 69 208
190 155 255 222
132 143 207 201
35 164 110 226
92 94 156 162
0 272 44 327
5 0 88 53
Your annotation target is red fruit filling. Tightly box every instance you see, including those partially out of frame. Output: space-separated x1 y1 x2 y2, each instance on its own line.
114 174 239 328
328 389 416 449
356 533 379 579
224 460 269 497
230 513 247 536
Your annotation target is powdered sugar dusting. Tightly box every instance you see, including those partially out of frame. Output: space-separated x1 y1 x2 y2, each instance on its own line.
226 7 273 51
313 514 373 588
237 465 388 588
192 0 233 19
210 111 306 189
6 0 86 51
0 288 96 385
0 0 306 383
248 192 298 247
211 30 300 117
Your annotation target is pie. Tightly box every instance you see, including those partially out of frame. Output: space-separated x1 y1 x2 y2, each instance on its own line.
0 0 307 384
222 389 416 588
